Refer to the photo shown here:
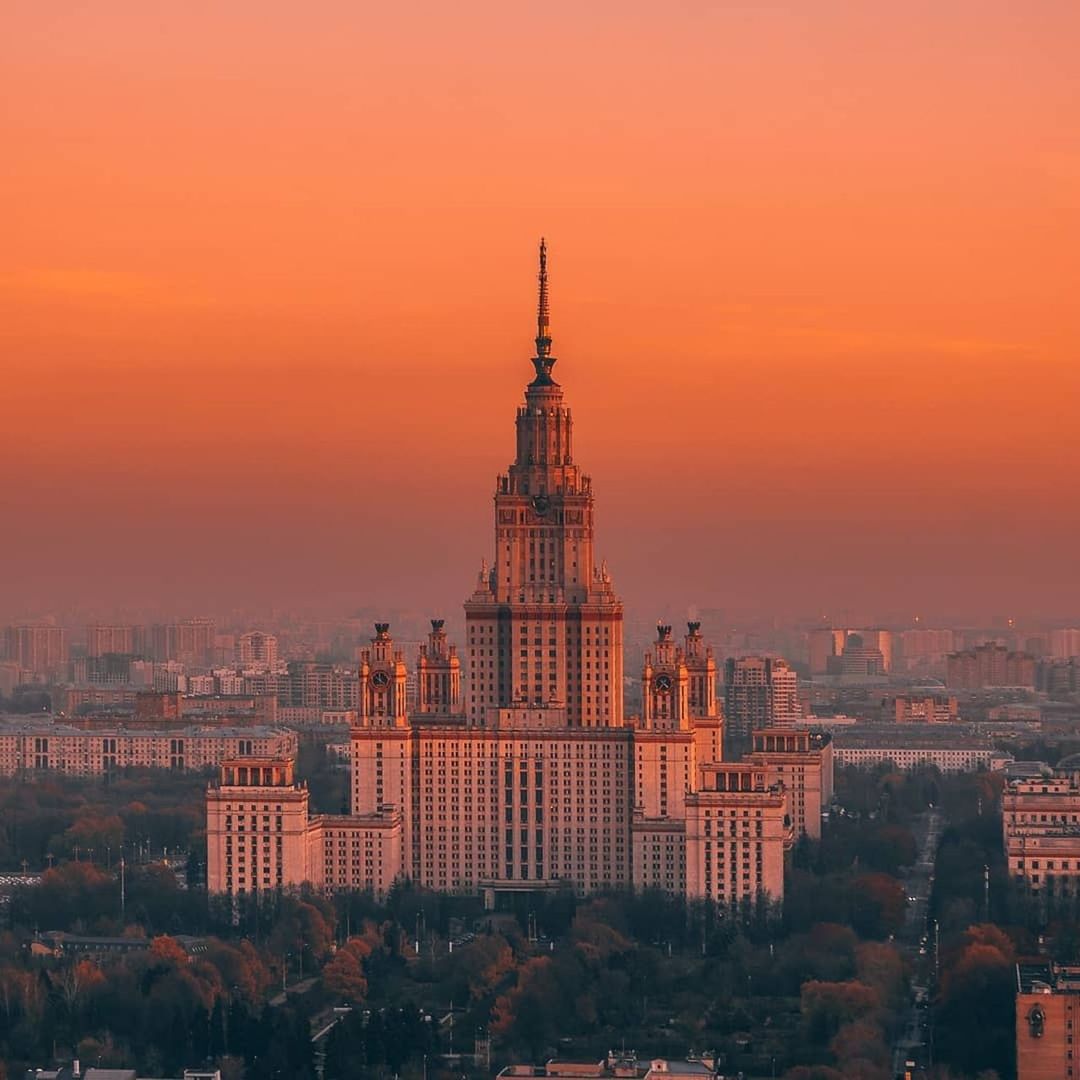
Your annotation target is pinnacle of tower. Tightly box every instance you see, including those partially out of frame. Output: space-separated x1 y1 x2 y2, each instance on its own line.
531 237 557 386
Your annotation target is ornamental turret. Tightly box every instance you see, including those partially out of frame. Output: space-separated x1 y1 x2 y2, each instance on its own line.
357 623 408 726
416 618 462 714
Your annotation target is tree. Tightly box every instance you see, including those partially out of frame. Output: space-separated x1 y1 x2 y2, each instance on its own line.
63 813 124 859
800 980 881 1045
57 958 105 1012
14 861 119 931
830 1019 890 1077
149 935 189 968
855 941 906 1011
777 924 858 991
322 942 368 1004
865 825 917 873
851 874 906 938
936 925 1016 1079
267 898 336 968
202 938 272 1005
491 956 565 1058
440 932 515 1002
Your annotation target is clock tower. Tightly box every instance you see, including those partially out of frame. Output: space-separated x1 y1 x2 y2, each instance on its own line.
464 240 624 727
357 623 408 726
642 623 691 730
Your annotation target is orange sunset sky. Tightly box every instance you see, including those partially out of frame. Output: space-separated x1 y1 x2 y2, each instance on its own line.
3 2 1079 623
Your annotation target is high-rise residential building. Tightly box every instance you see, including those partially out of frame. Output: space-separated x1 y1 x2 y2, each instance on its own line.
896 628 957 675
0 663 21 695
2 624 68 678
1050 629 1080 660
722 657 769 740
1037 659 1080 696
148 620 216 667
807 628 846 675
946 642 1036 688
85 624 143 658
722 655 801 750
73 653 136 686
207 244 802 906
235 631 278 671
277 661 359 710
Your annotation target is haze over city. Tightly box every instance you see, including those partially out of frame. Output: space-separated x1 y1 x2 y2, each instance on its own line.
5 2 1079 622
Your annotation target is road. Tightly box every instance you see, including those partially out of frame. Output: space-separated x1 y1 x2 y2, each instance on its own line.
268 975 317 1007
890 809 942 1080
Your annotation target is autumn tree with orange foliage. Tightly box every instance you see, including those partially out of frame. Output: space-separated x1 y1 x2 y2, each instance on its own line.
935 923 1017 1079
322 939 371 1004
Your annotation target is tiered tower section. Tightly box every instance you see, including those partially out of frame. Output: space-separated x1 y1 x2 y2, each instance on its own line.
465 240 624 727
357 623 408 726
642 623 691 730
416 619 462 715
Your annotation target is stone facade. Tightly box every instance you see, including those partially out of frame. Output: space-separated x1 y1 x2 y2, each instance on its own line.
1004 768 1080 899
0 720 295 777
747 728 833 841
1016 962 1080 1080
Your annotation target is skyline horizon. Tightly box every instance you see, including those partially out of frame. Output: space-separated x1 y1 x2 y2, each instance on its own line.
5 253 1078 627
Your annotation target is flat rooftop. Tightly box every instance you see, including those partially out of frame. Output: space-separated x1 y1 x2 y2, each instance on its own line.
1017 961 1080 994
829 723 994 749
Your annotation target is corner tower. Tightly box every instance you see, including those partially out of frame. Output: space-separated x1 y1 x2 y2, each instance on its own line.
357 623 408 726
464 240 624 726
416 618 462 714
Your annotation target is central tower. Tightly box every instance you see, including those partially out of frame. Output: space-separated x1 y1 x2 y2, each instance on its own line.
464 240 624 726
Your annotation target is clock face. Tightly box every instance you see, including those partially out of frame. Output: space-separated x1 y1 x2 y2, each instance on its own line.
531 494 551 516
653 673 673 693
370 670 391 689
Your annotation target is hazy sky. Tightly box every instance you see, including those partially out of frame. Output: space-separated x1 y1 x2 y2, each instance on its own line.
3 2 1079 623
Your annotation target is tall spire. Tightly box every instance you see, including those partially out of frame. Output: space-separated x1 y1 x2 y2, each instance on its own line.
531 238 557 385
536 237 551 357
